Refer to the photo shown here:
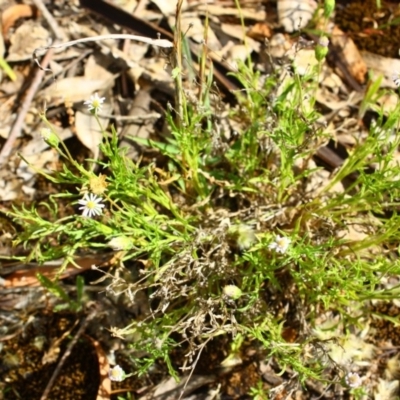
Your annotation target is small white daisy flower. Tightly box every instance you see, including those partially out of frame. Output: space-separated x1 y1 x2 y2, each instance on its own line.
84 93 105 114
268 235 291 254
78 193 105 217
108 365 126 382
345 372 362 388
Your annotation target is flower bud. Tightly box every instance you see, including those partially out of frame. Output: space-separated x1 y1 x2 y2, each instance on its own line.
315 36 329 62
223 285 242 300
40 128 59 148
95 223 113 236
324 0 335 18
107 236 133 251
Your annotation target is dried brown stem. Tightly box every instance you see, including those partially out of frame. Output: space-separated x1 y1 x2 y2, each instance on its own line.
0 48 55 166
39 310 96 400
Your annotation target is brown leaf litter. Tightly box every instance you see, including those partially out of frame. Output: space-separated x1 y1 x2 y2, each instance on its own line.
1 0 400 399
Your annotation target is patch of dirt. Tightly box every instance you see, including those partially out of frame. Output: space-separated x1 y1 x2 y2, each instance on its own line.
0 311 100 399
335 0 400 58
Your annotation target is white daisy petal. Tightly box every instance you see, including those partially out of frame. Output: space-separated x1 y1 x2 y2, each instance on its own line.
78 193 105 218
108 365 126 382
84 93 106 114
269 235 291 254
345 372 362 388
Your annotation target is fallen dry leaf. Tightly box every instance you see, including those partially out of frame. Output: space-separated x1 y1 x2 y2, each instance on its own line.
3 256 106 288
0 169 24 201
75 103 113 158
139 375 216 400
361 50 400 89
376 92 399 114
330 26 367 85
247 22 273 41
218 23 260 52
113 0 137 13
91 338 111 400
150 0 182 15
7 20 50 62
0 23 5 83
168 14 221 51
42 76 115 106
74 54 114 156
197 4 266 21
292 48 319 75
277 0 317 33
305 166 345 195
119 89 153 159
265 33 293 59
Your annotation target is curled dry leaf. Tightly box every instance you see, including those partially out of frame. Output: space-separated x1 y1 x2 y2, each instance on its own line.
1 4 37 39
247 22 273 41
90 338 111 400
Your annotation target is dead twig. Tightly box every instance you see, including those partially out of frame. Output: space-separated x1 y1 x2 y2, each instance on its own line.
98 112 161 121
0 0 65 166
31 0 66 40
39 309 96 400
33 34 173 69
0 47 56 166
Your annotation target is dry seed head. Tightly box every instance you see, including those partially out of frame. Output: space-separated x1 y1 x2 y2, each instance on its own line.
385 356 400 380
89 174 108 195
228 224 256 250
374 379 399 400
329 334 374 366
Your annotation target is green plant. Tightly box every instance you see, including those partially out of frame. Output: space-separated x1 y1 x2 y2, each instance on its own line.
8 4 400 398
36 274 85 312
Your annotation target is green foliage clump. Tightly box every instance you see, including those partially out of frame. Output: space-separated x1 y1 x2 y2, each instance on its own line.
8 28 400 398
